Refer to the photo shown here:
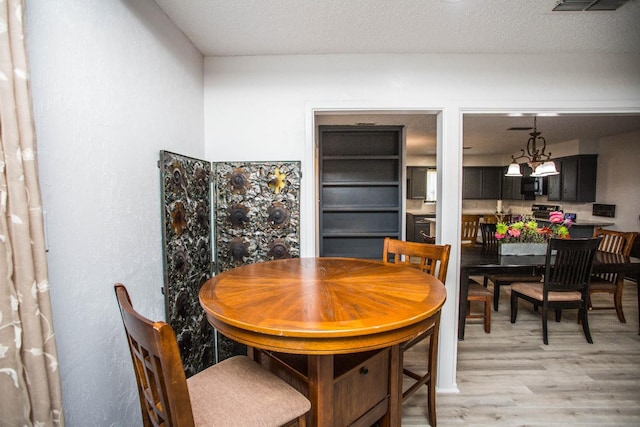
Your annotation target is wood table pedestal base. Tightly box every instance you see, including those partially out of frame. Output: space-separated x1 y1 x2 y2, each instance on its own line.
251 345 401 427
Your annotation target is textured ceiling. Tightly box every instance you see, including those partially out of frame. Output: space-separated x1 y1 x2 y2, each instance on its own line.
154 0 640 57
153 0 640 156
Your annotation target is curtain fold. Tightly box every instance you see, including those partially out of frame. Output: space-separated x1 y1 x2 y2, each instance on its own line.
0 0 64 425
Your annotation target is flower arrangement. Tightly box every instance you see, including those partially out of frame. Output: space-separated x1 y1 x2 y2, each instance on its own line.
495 211 572 243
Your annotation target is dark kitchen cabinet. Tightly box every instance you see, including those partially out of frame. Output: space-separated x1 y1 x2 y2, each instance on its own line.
501 164 534 200
406 213 435 242
463 167 483 199
319 125 403 259
463 167 502 200
408 167 428 199
501 167 521 200
547 155 597 202
547 168 561 200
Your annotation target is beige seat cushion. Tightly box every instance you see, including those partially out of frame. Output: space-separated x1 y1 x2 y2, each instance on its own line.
589 277 616 292
468 282 492 297
511 282 581 302
188 355 310 427
487 274 542 283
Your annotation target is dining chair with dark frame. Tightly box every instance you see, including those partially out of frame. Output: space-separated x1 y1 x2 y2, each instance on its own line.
510 237 601 345
478 222 542 311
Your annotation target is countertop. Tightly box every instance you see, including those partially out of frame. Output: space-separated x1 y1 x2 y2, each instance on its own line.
537 218 614 227
407 211 436 217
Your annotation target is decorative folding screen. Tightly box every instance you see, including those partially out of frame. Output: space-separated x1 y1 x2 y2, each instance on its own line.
213 161 301 271
159 151 215 377
160 153 301 370
212 161 301 360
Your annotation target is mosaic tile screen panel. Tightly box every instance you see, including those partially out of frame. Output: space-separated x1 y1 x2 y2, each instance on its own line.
159 150 215 377
213 161 301 273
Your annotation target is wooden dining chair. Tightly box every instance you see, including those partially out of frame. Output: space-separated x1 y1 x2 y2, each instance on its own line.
478 222 542 311
382 238 451 427
588 228 638 322
114 284 310 427
510 238 601 345
480 222 499 251
467 281 492 333
460 222 494 332
461 215 481 247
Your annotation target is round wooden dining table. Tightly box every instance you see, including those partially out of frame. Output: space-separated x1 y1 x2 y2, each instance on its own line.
199 257 446 427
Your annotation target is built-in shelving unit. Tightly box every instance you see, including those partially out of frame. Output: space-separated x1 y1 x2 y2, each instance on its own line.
319 125 403 259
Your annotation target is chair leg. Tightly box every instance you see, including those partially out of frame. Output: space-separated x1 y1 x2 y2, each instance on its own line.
493 283 501 311
510 292 518 323
555 309 562 322
427 330 438 427
614 280 626 323
542 303 549 345
399 319 440 427
580 307 594 344
484 295 491 333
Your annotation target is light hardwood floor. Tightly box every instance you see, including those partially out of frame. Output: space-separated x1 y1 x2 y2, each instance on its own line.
401 279 640 426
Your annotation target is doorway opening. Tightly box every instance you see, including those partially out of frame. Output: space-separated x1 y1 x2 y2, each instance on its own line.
314 111 439 256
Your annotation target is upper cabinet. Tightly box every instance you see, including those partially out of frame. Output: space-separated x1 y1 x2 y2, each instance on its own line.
408 167 437 201
408 167 428 199
501 164 535 200
547 155 598 202
463 167 502 199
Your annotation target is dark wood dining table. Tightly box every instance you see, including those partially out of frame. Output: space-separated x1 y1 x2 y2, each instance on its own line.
459 245 640 340
199 257 446 427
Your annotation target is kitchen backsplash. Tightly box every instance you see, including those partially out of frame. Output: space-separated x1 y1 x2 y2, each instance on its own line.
409 197 602 221
461 197 601 221
406 198 436 213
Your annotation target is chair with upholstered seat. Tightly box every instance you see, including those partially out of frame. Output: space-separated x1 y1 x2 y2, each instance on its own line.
588 228 638 322
382 238 451 427
114 284 310 427
467 281 492 333
478 222 542 311
461 215 481 247
510 238 601 345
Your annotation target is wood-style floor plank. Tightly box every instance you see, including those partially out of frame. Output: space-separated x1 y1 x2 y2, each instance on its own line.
401 279 640 426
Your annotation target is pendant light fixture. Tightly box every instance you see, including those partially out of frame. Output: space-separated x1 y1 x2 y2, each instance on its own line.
504 117 559 177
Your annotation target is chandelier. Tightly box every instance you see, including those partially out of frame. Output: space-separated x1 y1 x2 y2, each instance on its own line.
505 117 559 177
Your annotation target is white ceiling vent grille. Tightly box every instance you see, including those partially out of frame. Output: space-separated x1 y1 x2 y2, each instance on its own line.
553 0 632 11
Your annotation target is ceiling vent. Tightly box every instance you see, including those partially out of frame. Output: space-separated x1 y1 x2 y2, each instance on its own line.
552 0 631 11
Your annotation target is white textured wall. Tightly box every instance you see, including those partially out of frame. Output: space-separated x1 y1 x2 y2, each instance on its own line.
596 131 640 232
27 0 203 424
203 53 640 392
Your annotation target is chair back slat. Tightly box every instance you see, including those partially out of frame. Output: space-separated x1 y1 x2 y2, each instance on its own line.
544 238 601 293
382 238 451 285
480 222 498 250
592 229 638 282
115 284 195 427
593 228 637 256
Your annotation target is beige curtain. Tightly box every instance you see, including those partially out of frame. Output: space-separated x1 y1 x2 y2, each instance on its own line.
0 0 64 425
